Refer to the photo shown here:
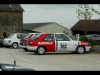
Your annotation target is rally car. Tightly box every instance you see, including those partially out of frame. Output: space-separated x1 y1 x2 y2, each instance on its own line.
20 33 39 51
27 33 91 55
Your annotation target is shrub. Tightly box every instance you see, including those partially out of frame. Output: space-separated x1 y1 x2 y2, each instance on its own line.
79 35 94 45
88 39 94 45
79 35 89 42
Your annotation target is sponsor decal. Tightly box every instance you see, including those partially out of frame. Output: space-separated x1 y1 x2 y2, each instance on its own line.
38 42 53 45
81 42 89 45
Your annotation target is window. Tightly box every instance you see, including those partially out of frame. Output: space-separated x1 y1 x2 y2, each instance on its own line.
23 34 32 39
55 34 70 41
87 35 92 38
8 34 15 38
17 34 22 39
21 33 28 39
68 35 76 40
44 34 54 41
30 33 42 40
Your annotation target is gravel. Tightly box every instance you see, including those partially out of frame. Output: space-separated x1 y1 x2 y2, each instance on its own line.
0 47 100 71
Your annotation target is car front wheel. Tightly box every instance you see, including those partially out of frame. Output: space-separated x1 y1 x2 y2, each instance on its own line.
76 46 85 54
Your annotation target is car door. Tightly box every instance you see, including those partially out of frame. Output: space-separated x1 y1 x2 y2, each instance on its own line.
55 34 74 51
43 34 55 52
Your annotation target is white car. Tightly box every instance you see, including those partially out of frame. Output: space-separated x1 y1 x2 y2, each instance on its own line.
3 33 28 48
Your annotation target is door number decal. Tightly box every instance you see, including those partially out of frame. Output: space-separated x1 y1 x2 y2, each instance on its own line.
60 43 67 49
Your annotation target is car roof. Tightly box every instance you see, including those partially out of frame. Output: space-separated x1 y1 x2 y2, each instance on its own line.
87 34 100 35
42 33 65 34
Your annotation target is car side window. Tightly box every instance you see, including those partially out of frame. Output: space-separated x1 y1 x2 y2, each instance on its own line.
17 34 22 39
44 34 54 41
55 34 70 41
92 35 99 38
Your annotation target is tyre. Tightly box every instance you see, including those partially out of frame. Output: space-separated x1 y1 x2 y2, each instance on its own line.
23 48 28 51
36 47 46 55
76 46 85 54
12 43 18 49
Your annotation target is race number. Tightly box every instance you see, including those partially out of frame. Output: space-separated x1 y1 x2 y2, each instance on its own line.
60 43 67 50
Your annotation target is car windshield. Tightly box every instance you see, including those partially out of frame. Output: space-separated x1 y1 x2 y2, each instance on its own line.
87 35 92 38
23 34 32 39
68 35 76 40
30 33 42 40
7 34 15 38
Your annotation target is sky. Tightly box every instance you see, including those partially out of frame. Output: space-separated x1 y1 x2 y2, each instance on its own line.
21 4 100 29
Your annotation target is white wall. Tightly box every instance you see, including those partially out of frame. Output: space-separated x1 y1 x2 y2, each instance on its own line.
33 23 72 35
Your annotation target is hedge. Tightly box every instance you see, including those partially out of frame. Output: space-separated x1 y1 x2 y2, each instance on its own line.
79 35 100 45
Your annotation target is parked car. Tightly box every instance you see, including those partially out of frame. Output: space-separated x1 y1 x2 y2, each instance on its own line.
3 33 28 48
0 39 3 47
20 33 39 51
27 33 91 55
0 64 35 71
87 34 100 41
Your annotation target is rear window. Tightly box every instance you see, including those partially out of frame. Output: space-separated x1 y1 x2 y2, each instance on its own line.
30 33 42 40
23 34 32 39
7 34 15 38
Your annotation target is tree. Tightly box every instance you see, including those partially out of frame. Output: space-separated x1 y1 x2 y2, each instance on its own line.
76 4 100 35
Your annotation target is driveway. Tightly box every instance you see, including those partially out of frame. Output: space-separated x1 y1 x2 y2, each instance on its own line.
0 47 100 71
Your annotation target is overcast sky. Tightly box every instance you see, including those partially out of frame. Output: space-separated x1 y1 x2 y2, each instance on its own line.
21 4 100 29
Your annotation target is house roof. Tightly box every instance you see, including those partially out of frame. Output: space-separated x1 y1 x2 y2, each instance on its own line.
23 22 54 31
0 4 24 12
70 19 100 32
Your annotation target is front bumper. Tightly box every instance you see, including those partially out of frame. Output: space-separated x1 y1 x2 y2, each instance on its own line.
85 46 91 51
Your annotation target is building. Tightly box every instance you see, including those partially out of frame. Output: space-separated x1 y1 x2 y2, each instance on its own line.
23 22 72 35
0 4 24 38
71 19 100 35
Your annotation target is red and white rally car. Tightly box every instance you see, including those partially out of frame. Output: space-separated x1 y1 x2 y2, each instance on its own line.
27 33 91 55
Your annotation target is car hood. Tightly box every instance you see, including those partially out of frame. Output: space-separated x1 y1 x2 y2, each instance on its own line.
73 40 80 43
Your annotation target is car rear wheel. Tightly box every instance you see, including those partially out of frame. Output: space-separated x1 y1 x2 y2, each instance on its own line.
12 43 18 49
36 47 46 55
76 46 85 54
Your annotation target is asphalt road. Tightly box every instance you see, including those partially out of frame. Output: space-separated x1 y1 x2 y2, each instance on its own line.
0 47 100 71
